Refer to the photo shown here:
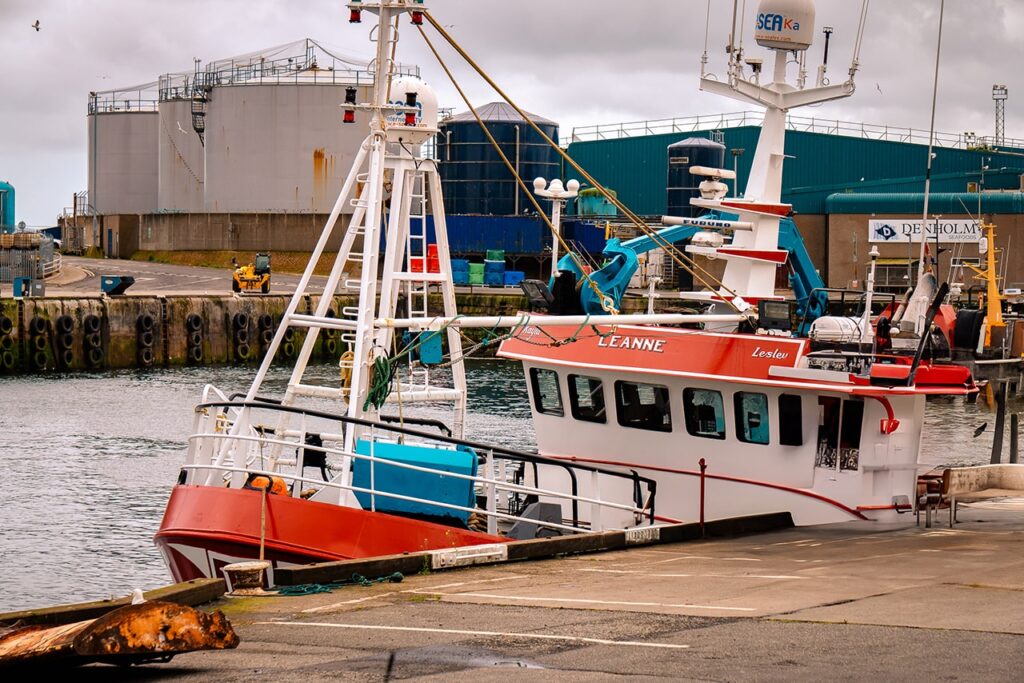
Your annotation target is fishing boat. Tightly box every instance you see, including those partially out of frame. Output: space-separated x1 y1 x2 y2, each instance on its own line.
156 0 975 583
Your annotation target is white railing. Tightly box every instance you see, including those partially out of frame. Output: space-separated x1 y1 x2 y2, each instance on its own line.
42 252 62 279
184 400 658 537
570 110 1024 151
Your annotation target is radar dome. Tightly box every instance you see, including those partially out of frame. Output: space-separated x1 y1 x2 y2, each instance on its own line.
387 77 439 145
754 0 815 51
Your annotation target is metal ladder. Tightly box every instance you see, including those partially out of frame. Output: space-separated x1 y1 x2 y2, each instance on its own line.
404 170 431 392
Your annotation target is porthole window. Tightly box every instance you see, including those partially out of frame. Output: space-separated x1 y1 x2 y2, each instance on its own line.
529 368 563 416
683 388 726 440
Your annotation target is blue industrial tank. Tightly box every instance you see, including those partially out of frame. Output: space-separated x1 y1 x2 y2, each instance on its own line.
0 180 14 234
437 102 560 215
666 137 725 218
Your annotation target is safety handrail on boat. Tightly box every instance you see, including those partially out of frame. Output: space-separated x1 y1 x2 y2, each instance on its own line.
192 399 658 528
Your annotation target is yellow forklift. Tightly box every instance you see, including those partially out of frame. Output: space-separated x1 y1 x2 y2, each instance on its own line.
231 253 271 293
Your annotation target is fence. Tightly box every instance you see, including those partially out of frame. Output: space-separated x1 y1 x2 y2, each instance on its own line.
0 234 60 282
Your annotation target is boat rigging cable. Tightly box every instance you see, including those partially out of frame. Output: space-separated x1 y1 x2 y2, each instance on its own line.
919 0 944 280
418 12 744 313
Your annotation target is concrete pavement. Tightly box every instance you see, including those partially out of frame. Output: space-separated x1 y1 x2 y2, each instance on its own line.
74 501 1024 680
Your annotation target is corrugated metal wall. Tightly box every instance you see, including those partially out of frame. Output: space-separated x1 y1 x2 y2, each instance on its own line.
566 127 1024 216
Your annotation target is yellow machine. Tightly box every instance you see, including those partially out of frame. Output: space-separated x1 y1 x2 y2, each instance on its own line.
231 253 271 293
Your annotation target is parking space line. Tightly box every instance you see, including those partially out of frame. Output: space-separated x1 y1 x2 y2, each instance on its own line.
578 568 805 580
259 621 691 649
417 591 756 612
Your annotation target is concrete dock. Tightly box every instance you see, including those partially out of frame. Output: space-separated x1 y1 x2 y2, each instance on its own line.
65 502 1024 680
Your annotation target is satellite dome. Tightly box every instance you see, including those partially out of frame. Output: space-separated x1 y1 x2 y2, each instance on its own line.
754 0 815 51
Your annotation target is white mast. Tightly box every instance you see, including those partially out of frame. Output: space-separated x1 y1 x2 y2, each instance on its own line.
697 0 866 304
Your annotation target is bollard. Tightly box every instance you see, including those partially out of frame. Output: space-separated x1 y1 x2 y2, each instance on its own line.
1012 414 1020 465
698 458 707 538
991 381 1008 464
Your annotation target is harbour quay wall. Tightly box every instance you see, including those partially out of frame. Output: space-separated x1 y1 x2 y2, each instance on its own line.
0 291 553 375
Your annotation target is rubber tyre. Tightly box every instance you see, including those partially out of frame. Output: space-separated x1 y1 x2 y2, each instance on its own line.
0 316 12 336
260 329 273 346
189 331 203 347
234 329 250 346
324 338 338 356
56 315 74 335
186 314 203 332
261 281 270 294
189 346 203 363
258 314 273 330
30 317 47 336
236 343 251 361
32 351 47 369
84 315 101 334
282 342 295 357
60 349 74 368
138 347 154 367
0 335 12 351
88 347 104 367
138 330 155 348
136 314 155 333
85 332 101 349
1 350 14 369
32 335 48 352
58 332 74 350
953 309 985 350
232 280 241 293
233 312 249 330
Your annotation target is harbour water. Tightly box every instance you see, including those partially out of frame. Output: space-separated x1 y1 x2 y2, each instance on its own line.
0 361 1008 613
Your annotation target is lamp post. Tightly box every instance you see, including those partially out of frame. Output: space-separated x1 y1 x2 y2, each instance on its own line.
533 177 580 278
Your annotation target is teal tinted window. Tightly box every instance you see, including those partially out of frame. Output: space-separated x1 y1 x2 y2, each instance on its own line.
683 388 725 440
529 368 563 416
734 392 770 445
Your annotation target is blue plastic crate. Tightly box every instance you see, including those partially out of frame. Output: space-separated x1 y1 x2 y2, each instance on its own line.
353 440 478 524
452 270 469 285
503 271 525 287
450 258 470 273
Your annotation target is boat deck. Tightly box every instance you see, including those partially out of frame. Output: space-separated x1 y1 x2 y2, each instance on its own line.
80 502 1024 680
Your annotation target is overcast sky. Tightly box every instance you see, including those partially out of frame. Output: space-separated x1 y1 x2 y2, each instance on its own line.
1 0 1021 227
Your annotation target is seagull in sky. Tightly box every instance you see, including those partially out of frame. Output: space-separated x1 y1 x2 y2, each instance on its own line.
875 83 883 95
32 20 40 31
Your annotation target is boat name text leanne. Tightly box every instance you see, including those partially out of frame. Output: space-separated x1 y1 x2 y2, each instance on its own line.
597 335 666 353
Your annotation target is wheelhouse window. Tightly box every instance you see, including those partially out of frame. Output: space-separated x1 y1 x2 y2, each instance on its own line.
815 397 864 470
568 374 607 423
734 392 769 445
778 394 803 446
529 368 563 416
615 381 672 432
683 388 725 440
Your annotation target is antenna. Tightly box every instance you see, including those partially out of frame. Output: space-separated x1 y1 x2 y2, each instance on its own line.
993 84 1008 147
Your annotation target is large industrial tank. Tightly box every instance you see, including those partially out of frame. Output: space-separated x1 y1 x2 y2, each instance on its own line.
437 102 559 215
87 110 159 215
157 98 206 212
666 137 725 218
202 81 373 213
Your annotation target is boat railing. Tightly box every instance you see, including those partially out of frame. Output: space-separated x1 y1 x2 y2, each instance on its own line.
184 400 659 536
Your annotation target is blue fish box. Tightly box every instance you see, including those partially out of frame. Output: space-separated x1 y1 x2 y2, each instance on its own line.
417 330 443 365
503 271 525 287
452 270 469 285
450 258 470 273
353 440 478 525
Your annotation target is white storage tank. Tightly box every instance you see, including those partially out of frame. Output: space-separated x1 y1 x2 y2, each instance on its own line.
202 81 374 213
157 94 206 212
87 89 159 215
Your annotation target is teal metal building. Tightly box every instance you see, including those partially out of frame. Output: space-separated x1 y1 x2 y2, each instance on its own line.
0 180 14 234
565 126 1024 217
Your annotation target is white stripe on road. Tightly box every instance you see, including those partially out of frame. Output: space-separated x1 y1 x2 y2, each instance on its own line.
301 574 529 614
302 592 399 613
578 568 805 580
258 621 691 649
417 591 755 612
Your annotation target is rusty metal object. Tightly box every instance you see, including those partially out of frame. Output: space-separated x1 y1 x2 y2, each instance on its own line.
0 601 238 668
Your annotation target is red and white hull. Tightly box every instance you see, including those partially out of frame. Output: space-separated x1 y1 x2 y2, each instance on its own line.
155 485 506 583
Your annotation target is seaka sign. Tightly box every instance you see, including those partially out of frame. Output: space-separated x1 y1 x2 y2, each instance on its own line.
869 219 981 244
